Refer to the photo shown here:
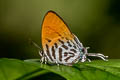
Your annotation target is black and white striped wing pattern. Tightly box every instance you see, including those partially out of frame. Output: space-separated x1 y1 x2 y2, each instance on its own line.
42 34 83 66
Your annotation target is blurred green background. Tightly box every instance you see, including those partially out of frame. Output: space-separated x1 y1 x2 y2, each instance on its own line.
0 0 120 59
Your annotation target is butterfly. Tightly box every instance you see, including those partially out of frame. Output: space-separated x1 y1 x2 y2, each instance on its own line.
33 11 108 66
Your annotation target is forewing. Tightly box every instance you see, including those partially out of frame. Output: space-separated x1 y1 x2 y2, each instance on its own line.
41 11 74 48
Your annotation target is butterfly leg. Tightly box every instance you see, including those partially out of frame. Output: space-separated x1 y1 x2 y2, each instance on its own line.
81 54 87 62
44 56 47 64
87 53 108 61
55 61 59 66
87 58 91 62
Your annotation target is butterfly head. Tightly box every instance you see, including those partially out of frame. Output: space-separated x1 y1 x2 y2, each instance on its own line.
79 47 90 62
82 47 90 54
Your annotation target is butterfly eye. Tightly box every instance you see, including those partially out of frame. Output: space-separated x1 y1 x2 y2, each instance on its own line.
81 48 85 53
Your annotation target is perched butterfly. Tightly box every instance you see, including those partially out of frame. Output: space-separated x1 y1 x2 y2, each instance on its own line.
33 11 108 66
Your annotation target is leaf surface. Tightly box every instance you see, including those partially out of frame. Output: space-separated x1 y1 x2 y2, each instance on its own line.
0 58 120 80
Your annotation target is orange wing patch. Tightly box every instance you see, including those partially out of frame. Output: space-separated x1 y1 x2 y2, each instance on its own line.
42 11 74 47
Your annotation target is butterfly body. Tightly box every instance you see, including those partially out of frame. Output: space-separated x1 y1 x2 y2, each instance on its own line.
39 11 108 66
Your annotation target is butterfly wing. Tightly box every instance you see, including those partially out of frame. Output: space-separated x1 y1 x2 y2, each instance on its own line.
41 11 82 65
42 11 74 47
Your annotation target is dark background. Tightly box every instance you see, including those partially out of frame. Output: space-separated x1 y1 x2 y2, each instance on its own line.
0 0 120 59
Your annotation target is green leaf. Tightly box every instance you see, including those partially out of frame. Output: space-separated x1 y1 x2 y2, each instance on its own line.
0 58 120 80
